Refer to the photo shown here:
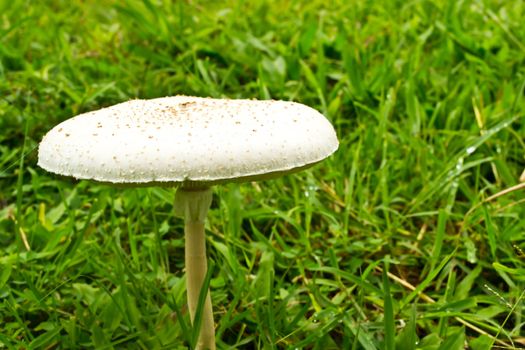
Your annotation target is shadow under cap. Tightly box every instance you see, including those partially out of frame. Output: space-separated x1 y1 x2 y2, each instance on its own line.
47 161 322 190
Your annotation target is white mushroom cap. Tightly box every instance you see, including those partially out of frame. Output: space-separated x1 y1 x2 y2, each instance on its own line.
38 96 339 185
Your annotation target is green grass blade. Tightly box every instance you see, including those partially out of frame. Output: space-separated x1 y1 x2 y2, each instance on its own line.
382 260 395 350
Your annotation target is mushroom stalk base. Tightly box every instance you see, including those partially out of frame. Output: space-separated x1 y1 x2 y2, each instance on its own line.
174 188 215 350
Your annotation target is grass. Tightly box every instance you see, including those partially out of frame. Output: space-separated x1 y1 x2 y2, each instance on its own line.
1 0 525 348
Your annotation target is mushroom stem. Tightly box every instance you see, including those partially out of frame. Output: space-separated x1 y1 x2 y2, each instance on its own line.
174 187 215 350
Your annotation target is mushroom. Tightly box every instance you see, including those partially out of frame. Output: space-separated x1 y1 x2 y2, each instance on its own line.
37 96 339 349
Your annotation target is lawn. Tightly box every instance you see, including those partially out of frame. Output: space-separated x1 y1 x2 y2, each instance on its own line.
1 0 525 349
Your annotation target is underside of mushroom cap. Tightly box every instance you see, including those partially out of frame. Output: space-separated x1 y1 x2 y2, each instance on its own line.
38 96 339 185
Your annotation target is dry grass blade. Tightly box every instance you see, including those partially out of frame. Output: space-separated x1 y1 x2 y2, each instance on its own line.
375 266 517 349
